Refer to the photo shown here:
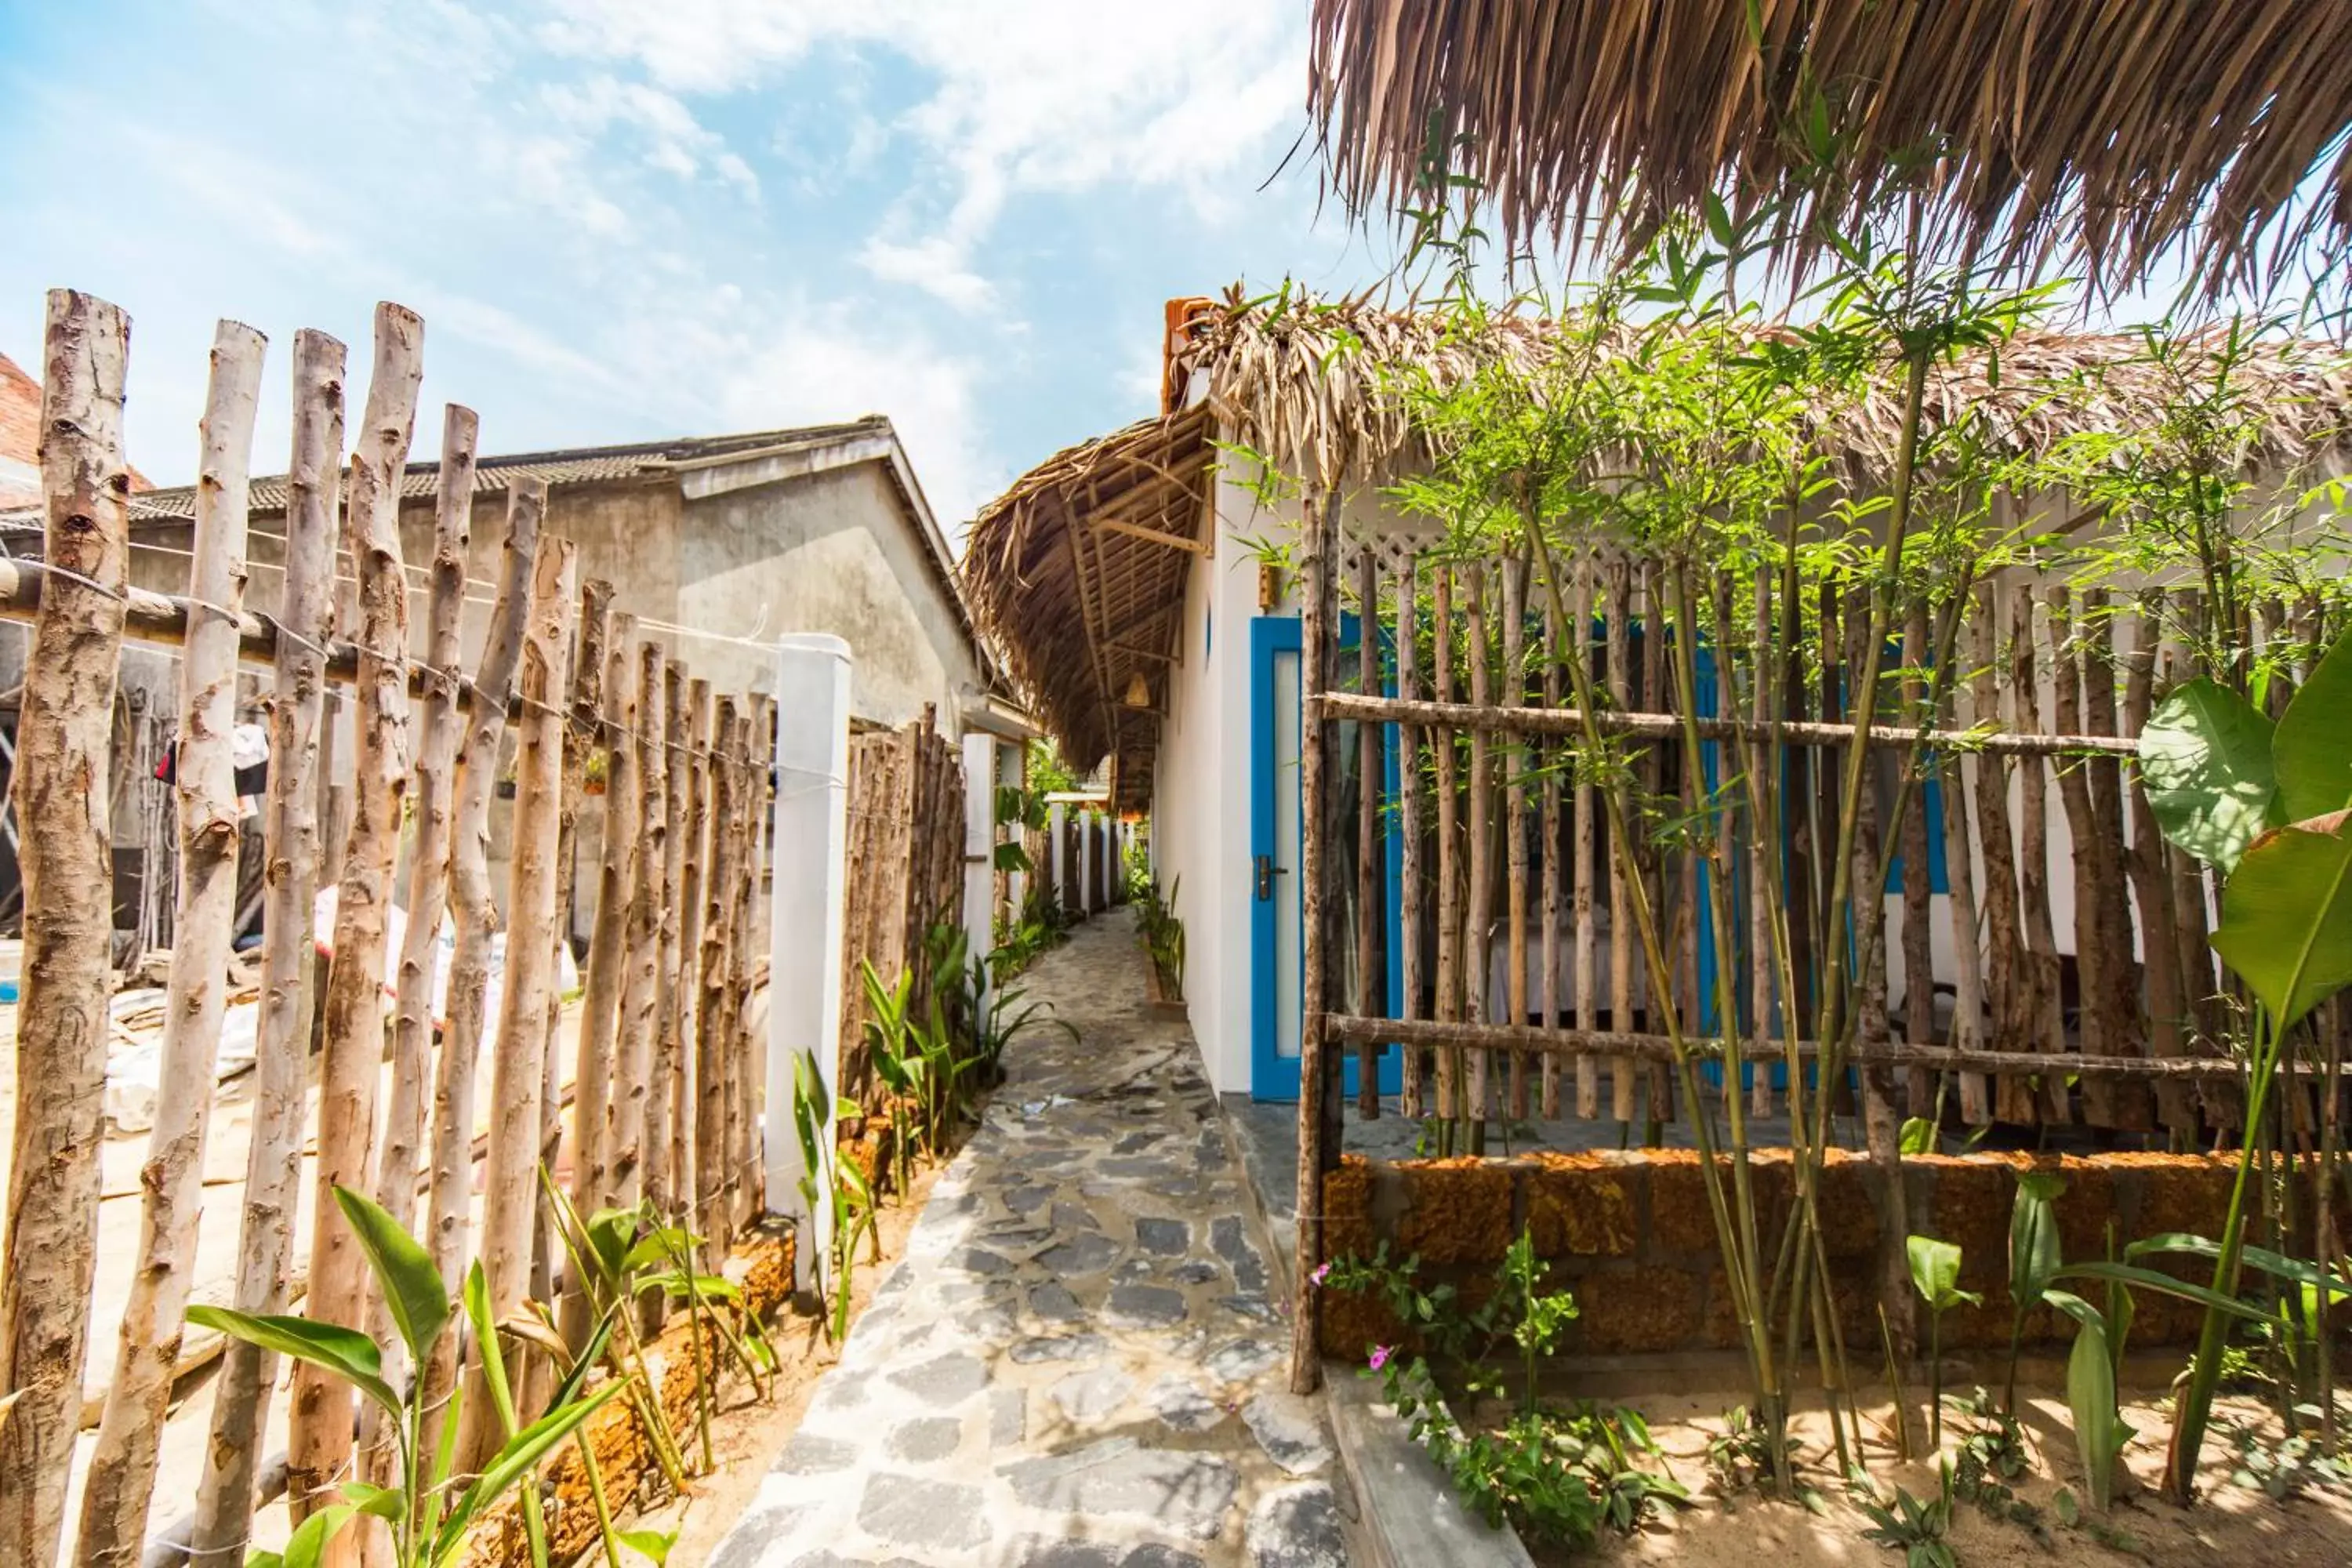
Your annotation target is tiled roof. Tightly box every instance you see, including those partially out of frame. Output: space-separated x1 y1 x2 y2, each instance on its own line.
112 416 895 525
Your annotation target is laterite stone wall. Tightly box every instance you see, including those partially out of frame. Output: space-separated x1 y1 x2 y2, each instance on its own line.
1318 1149 2307 1361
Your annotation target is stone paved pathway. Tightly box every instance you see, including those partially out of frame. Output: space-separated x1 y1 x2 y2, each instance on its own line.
707 911 1349 1568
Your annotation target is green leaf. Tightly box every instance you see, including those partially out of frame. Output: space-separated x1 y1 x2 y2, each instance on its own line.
2056 1259 2277 1323
2125 1232 2352 1300
281 1505 354 1568
1905 1235 1976 1311
339 1483 406 1523
1899 1116 1937 1156
2008 1174 2065 1309
332 1184 450 1366
2066 1315 2128 1511
617 1530 676 1566
2138 678 2279 870
992 840 1032 873
184 1306 401 1419
2274 634 2352 822
434 1379 629 1566
462 1261 524 1439
2210 810 2352 1029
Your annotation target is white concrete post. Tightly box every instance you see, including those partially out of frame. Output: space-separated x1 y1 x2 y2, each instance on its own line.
1000 744 1027 923
960 732 996 1007
1080 809 1096 917
767 633 851 1290
1049 801 1067 917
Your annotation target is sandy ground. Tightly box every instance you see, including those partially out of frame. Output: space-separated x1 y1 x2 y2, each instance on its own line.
1465 1383 2352 1568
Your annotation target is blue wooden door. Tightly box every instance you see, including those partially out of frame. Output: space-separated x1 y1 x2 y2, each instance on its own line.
1250 614 1404 1103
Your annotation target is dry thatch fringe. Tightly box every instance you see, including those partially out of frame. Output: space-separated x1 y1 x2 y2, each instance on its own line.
961 289 2352 773
1306 0 2352 303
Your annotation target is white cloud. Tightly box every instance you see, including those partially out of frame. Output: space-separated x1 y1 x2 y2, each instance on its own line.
543 74 760 195
541 0 1308 311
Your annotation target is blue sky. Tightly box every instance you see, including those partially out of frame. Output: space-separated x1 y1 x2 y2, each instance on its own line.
0 0 1403 533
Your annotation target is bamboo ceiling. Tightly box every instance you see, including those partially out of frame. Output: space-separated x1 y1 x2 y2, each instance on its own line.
1307 0 2352 300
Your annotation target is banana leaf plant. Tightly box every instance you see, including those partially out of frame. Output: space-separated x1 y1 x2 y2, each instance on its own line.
2137 632 2352 1501
189 1187 626 1568
1906 1236 1980 1447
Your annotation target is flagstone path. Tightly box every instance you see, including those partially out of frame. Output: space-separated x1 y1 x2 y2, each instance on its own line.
706 910 1351 1568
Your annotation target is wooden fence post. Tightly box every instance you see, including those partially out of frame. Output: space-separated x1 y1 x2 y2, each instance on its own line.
417 477 542 1462
699 699 743 1261
0 288 131 1568
461 532 575 1465
615 642 666 1207
289 302 422 1532
360 403 476 1492
573 615 639 1221
191 326 346 1562
731 697 775 1223
1290 491 1331 1397
652 659 690 1236
77 318 267 1568
676 681 712 1222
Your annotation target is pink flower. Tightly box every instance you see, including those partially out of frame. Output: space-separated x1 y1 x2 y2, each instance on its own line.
1309 1263 1331 1287
1368 1345 1394 1372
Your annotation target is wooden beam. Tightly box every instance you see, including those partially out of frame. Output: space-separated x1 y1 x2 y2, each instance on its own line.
1091 515 1210 554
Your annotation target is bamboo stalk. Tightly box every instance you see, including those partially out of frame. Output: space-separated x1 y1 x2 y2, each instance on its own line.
191 328 344 1563
1606 557 1636 1123
1317 1011 2289 1076
1573 558 1598 1120
615 643 667 1207
1541 566 1563 1120
1290 491 1334 1397
1743 569 1776 1120
1970 584 2031 1123
0 288 131 1568
1397 552 1426 1120
1898 599 1936 1114
2049 585 2118 1127
1642 561 1674 1126
2083 588 2152 1131
2124 592 2196 1138
1356 544 1383 1118
460 532 575 1465
2012 583 2069 1123
417 484 543 1466
1504 554 1530 1119
574 615 640 1218
1465 562 1493 1128
290 303 423 1532
1934 608 1989 1127
75 321 265 1568
1432 565 1461 1125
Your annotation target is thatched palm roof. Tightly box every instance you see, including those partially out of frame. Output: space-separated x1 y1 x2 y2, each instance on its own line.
1307 0 2352 299
962 293 2352 790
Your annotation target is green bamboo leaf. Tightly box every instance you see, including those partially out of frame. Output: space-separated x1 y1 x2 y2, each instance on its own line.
2273 633 2352 822
2056 1260 2277 1323
339 1482 405 1522
2209 810 2352 1029
433 1379 629 1566
462 1261 524 1439
184 1306 401 1418
617 1530 676 1566
2125 1233 2352 1299
332 1184 450 1366
2138 678 2279 870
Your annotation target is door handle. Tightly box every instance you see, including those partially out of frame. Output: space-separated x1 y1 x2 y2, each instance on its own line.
1254 854 1288 901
